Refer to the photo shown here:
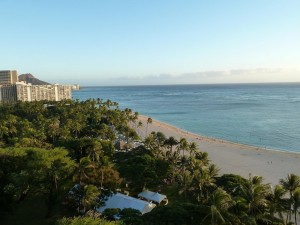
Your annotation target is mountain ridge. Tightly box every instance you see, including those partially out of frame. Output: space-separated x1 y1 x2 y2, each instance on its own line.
18 73 50 85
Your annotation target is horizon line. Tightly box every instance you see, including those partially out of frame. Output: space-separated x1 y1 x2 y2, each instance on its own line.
77 81 300 88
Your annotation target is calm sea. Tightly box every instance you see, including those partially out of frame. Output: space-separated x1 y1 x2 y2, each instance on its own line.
72 83 300 153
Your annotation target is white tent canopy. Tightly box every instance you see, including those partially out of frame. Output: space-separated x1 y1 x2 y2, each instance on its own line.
97 193 156 215
138 190 167 203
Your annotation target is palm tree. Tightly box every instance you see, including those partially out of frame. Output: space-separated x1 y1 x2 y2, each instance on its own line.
130 111 139 127
151 131 166 158
47 118 60 143
167 151 180 183
293 188 300 225
193 167 217 203
177 170 194 199
87 140 102 162
202 188 236 225
138 120 143 128
188 156 202 171
189 142 197 157
268 185 288 222
236 175 271 222
280 173 300 222
81 185 100 214
146 117 152 136
155 132 166 147
177 138 189 156
76 157 96 185
195 151 210 167
164 136 178 154
280 174 300 198
137 120 143 137
144 132 166 158
207 164 219 178
144 132 155 146
97 156 111 189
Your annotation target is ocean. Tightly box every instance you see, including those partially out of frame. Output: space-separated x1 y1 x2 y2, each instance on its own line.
72 83 300 153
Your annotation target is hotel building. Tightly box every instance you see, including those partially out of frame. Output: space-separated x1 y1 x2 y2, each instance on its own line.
0 70 72 103
15 82 72 102
0 70 18 85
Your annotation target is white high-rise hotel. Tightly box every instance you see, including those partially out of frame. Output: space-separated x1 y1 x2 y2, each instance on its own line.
0 70 72 103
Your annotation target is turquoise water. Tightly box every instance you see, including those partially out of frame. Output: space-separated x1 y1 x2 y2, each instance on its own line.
72 83 300 153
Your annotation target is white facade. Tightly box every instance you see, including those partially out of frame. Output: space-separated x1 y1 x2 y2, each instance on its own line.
15 82 72 102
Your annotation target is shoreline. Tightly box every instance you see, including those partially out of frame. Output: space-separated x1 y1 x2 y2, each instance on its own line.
135 115 300 186
138 115 300 156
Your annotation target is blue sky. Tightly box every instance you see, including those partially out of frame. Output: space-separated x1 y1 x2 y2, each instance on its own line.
1 0 300 85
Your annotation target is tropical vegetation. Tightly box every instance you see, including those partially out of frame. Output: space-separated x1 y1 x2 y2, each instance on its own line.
0 99 299 225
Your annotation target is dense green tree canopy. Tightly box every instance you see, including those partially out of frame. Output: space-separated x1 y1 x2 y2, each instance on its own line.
0 99 299 225
57 217 123 225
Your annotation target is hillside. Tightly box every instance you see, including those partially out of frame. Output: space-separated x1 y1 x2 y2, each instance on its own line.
18 73 50 85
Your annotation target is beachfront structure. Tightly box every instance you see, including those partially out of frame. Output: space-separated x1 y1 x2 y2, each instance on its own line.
138 190 168 204
0 82 72 103
71 84 80 90
15 81 72 102
0 70 18 85
0 69 72 103
97 192 156 215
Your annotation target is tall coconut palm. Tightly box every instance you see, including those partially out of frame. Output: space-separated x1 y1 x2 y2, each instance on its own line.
207 164 219 178
76 157 96 185
189 142 198 157
193 167 217 203
188 156 202 171
81 185 100 214
155 132 166 148
146 117 152 136
177 170 194 199
177 138 189 156
268 184 288 221
236 175 271 222
144 132 156 150
87 140 102 162
195 151 210 167
138 120 143 128
164 136 178 154
280 174 300 198
293 188 300 225
280 173 300 222
137 120 143 137
167 151 180 183
47 118 60 143
130 111 139 127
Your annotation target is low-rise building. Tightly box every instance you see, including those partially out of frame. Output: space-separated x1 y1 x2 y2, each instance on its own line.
97 192 156 215
138 190 168 205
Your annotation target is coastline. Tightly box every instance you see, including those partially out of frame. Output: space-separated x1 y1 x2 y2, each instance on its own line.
135 115 300 186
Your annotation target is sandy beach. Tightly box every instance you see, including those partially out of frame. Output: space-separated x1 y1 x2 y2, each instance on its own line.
135 115 300 186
